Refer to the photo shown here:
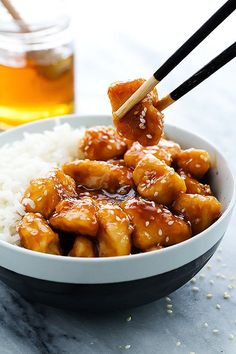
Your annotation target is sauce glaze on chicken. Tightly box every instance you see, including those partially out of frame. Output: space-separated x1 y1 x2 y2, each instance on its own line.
18 79 221 257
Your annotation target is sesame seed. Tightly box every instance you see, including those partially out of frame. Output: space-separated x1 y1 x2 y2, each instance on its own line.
116 216 121 221
181 208 185 213
229 334 234 340
158 229 163 236
190 277 197 284
125 344 131 349
141 110 146 117
165 297 171 302
165 236 169 243
140 118 146 124
168 220 174 226
228 284 235 290
204 322 209 328
216 304 221 309
134 110 139 115
192 286 199 292
176 341 181 346
195 164 201 168
206 293 213 299
223 292 230 299
107 145 112 150
126 316 132 322
154 191 159 197
212 329 220 334
146 134 152 139
216 273 226 279
145 221 150 227
167 309 173 314
166 304 173 309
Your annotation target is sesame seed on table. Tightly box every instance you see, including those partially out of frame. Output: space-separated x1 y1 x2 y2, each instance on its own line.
0 0 235 353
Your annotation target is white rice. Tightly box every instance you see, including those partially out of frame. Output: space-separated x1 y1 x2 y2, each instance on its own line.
0 123 86 244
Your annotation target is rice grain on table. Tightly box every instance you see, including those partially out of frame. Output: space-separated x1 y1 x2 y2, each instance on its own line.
0 124 85 244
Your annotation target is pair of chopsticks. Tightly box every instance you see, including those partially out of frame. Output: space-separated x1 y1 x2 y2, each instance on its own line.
115 0 236 119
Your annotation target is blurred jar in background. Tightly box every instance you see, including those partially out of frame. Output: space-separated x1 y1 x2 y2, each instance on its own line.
0 1 74 129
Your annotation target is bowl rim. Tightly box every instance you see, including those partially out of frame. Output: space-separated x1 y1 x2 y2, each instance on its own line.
0 114 235 265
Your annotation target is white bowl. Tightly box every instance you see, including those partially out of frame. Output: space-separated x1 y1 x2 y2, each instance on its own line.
0 115 234 311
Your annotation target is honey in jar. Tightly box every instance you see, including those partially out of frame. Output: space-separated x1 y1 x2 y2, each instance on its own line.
0 15 75 129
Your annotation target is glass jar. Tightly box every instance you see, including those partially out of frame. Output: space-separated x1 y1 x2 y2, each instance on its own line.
0 7 75 129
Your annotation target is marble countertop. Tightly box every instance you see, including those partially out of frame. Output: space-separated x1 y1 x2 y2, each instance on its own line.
0 1 236 353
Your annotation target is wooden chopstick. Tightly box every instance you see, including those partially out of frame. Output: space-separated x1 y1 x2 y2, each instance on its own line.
0 0 29 32
156 42 236 111
114 0 236 120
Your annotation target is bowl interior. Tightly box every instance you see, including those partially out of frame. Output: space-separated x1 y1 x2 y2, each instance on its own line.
0 114 234 214
0 114 234 285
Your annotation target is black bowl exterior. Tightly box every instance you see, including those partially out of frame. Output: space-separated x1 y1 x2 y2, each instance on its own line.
0 239 221 312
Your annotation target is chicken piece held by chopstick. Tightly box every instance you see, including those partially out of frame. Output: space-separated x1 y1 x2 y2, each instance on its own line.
108 79 164 146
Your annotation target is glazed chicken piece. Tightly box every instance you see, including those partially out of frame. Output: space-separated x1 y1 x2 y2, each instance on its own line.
68 235 96 257
49 198 98 236
178 169 212 196
124 141 172 168
22 169 77 218
158 138 181 159
18 213 61 255
97 204 133 257
79 126 127 161
63 160 134 194
133 154 186 205
175 148 210 179
121 197 191 250
108 79 164 146
173 193 221 235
